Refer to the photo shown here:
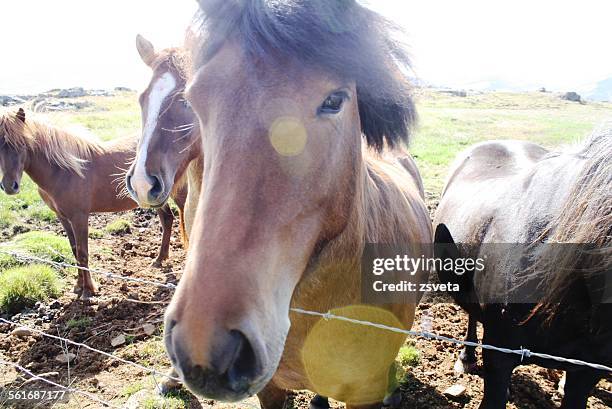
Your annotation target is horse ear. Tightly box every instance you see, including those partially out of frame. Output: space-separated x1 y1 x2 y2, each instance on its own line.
357 88 416 152
16 108 26 123
136 34 156 67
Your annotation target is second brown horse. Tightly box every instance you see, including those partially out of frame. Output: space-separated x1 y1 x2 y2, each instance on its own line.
0 109 186 299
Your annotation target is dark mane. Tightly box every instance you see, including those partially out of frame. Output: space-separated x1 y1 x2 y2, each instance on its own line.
531 126 612 322
194 0 416 151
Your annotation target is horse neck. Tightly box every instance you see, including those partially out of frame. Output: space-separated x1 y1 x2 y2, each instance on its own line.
23 147 64 191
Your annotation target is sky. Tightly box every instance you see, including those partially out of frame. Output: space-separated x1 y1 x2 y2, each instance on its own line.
1 0 611 95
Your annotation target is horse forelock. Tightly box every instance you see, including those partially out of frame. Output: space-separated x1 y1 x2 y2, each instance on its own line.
153 47 191 83
191 0 416 151
0 111 33 150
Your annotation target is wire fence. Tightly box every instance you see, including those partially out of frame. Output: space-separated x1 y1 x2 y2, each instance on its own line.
0 358 120 408
0 249 610 407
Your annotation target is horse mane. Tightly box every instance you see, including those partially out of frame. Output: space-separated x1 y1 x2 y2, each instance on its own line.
0 110 104 178
533 125 612 319
192 0 416 151
153 47 191 83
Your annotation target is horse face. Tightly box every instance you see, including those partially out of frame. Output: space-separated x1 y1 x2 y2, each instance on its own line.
0 111 27 195
126 40 199 208
164 41 363 400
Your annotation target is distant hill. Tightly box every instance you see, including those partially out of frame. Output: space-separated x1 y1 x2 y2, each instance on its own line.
585 77 612 102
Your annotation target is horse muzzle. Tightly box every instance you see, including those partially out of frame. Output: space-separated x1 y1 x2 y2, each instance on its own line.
125 171 169 208
164 315 275 401
0 180 20 195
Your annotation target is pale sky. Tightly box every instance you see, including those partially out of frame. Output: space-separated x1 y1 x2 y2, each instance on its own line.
1 0 611 95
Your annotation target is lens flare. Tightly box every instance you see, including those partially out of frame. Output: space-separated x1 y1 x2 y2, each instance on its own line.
269 116 307 157
301 305 409 405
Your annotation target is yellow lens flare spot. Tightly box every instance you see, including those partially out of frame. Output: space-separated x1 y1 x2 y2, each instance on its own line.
269 117 307 157
301 305 409 405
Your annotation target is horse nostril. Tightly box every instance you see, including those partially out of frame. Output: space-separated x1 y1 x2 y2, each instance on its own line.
149 174 164 199
0 182 4 191
225 330 259 391
125 174 133 191
12 181 18 192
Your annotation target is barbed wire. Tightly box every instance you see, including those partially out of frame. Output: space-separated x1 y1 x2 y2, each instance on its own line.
0 358 119 408
0 318 181 383
289 308 612 372
0 250 177 289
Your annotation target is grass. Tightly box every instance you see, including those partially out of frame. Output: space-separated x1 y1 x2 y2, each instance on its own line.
0 207 16 229
121 336 167 368
121 381 145 398
142 389 192 409
66 317 92 330
397 344 421 368
0 264 62 314
105 218 131 235
410 90 612 195
0 231 75 271
0 176 57 229
43 92 141 142
89 228 104 239
120 379 192 409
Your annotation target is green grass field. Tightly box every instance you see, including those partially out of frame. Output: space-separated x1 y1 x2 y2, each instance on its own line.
0 89 610 313
411 90 612 194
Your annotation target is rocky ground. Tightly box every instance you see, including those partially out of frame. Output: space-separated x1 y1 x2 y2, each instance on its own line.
0 205 610 409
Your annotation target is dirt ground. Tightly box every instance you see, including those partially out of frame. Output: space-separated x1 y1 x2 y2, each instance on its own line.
0 207 610 409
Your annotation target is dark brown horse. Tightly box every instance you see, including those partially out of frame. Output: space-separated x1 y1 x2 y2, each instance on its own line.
434 131 612 408
165 2 432 409
0 109 186 299
125 35 202 243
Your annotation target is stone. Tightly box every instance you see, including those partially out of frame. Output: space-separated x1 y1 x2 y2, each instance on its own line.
111 334 126 347
57 87 87 98
55 352 76 363
443 384 466 398
561 91 582 103
11 327 33 337
143 324 156 336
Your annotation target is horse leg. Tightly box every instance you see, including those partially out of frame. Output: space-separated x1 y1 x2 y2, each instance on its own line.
152 204 174 268
172 183 188 249
71 214 96 300
178 208 188 250
560 369 601 409
455 314 478 374
478 348 515 409
257 382 287 409
309 395 330 409
58 216 77 257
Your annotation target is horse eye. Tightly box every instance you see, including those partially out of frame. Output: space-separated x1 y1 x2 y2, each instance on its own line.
318 91 347 115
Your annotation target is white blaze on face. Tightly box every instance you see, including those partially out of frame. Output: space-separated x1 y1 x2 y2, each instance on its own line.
132 72 177 205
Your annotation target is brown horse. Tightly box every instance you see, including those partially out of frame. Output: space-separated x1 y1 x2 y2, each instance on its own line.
165 2 432 409
434 131 612 408
0 109 186 299
125 35 202 243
